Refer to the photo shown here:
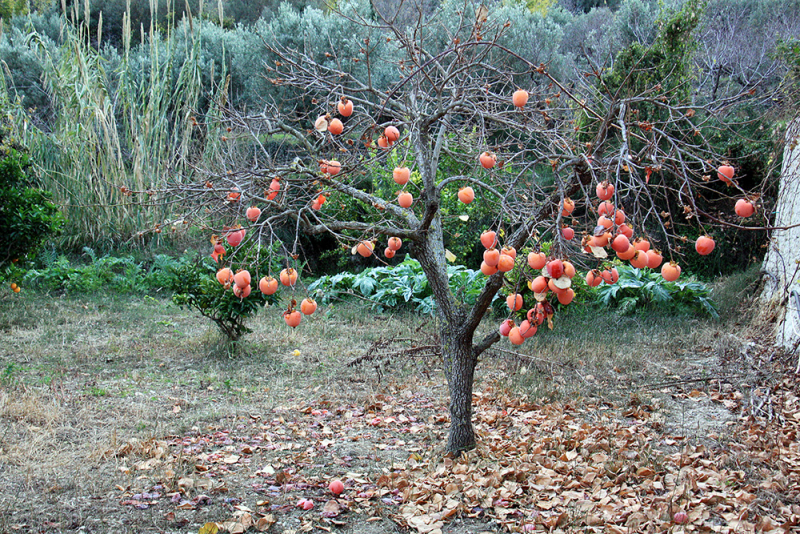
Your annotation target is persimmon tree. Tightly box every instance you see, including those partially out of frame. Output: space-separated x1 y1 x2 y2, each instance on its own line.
155 0 768 454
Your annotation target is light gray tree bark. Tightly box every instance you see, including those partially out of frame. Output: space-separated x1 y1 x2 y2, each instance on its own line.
761 119 800 367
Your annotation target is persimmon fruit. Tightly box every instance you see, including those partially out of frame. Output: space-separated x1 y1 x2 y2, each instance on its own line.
630 250 648 269
480 261 498 276
646 249 663 269
284 310 302 328
480 230 497 249
661 262 681 282
357 241 374 257
483 248 500 267
562 197 575 216
506 293 523 311
499 319 515 337
280 268 298 286
479 152 496 169
695 235 715 255
259 276 278 295
246 206 261 222
300 298 317 315
546 259 564 279
596 181 614 201
458 186 475 204
398 191 413 208
337 98 353 117
393 167 410 185
216 268 234 286
735 199 755 217
233 269 251 288
497 254 515 272
328 118 343 135
717 165 734 185
508 327 524 345
527 252 546 270
512 89 529 108
384 126 400 143
226 229 245 247
329 480 344 495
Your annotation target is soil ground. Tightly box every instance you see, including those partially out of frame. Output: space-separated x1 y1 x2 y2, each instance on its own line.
0 274 797 534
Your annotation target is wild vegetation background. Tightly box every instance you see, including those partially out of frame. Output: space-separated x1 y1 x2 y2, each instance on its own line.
0 0 796 277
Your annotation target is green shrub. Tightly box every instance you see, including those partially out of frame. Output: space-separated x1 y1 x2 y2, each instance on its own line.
170 250 281 343
589 264 718 318
22 247 187 293
21 245 285 342
0 148 63 270
308 258 493 315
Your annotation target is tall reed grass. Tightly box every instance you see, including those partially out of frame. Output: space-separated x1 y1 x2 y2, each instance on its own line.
0 0 229 250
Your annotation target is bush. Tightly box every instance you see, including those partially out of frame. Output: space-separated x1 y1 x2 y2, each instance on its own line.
589 264 718 318
170 250 281 343
0 148 62 269
308 258 493 315
24 243 285 343
22 248 188 293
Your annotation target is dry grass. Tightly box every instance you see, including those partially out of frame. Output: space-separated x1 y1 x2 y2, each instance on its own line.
0 268 786 533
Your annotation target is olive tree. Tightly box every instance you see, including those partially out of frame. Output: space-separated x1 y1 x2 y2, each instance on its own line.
160 0 764 454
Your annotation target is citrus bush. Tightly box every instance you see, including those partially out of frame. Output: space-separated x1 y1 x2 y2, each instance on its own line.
0 148 62 271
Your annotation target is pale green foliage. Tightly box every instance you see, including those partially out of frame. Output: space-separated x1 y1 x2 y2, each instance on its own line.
504 0 558 16
0 13 63 117
22 247 189 293
0 0 793 251
0 0 27 19
695 0 800 100
256 0 399 102
615 0 658 47
308 258 493 315
561 0 660 69
592 265 719 318
0 14 235 247
487 0 571 79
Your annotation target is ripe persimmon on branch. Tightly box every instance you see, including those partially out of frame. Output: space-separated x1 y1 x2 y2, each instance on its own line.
153 0 770 454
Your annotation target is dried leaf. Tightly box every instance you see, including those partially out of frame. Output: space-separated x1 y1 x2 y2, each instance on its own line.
256 515 276 532
552 276 571 289
322 500 341 518
590 246 608 259
198 523 219 534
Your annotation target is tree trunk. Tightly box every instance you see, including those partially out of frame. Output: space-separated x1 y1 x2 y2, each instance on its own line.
761 119 800 363
442 327 478 454
410 213 480 454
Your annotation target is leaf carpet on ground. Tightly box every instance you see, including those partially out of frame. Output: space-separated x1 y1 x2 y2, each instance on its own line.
114 379 799 533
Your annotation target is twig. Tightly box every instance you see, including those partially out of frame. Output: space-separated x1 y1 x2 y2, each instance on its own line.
347 340 441 367
641 375 746 390
489 347 565 367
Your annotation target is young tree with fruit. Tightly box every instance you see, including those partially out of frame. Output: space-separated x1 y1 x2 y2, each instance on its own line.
155 0 770 454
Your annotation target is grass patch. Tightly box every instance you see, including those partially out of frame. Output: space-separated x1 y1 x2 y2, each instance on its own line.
0 277 788 533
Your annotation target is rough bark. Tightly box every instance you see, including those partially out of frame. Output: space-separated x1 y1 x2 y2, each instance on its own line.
442 328 478 454
761 119 800 360
411 214 478 453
